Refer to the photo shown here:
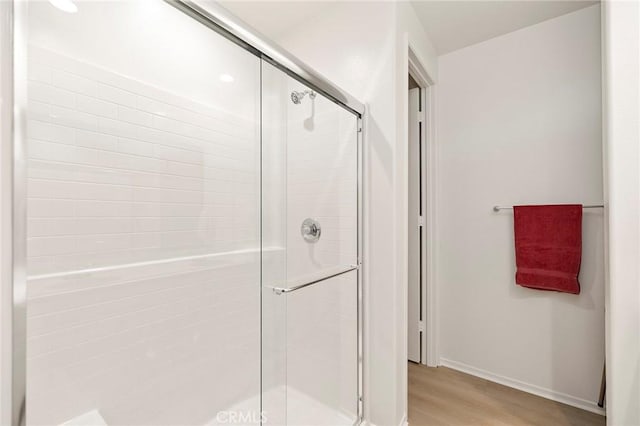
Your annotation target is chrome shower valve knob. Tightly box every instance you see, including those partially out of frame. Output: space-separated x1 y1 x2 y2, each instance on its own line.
301 218 321 243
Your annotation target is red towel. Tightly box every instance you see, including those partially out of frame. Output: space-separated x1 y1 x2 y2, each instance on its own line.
513 204 582 294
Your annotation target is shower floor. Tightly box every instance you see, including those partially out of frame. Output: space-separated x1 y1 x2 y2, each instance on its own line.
207 386 356 426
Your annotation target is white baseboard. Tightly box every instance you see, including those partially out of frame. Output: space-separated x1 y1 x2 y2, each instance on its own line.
439 358 606 416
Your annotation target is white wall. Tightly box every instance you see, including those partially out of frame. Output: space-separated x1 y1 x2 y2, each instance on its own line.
437 5 604 412
603 0 640 424
273 3 438 425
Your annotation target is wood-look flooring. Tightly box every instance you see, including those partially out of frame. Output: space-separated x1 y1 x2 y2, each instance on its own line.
408 362 606 426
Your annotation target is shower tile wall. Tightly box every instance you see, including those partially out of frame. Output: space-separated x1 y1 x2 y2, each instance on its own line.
27 47 259 275
284 83 358 281
25 46 261 425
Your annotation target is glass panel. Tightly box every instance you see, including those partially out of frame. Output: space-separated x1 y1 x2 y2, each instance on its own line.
285 272 358 425
261 61 359 426
23 2 261 424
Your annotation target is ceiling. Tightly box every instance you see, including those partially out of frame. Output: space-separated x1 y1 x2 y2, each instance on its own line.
218 0 599 55
410 0 599 55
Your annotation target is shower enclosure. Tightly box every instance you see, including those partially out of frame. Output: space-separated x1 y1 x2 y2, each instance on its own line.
5 1 363 425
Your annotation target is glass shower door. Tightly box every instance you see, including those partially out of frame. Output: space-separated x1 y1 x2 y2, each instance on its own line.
261 61 360 426
20 2 360 424
23 2 262 424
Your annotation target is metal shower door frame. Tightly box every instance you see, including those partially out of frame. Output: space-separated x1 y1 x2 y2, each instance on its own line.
5 1 366 424
2 1 27 425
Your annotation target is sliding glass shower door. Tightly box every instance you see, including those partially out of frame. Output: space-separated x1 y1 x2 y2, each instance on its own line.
19 2 361 425
261 62 360 426
24 2 261 424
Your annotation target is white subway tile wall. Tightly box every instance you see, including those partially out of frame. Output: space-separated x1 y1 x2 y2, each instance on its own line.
285 85 358 281
25 47 261 425
27 47 259 276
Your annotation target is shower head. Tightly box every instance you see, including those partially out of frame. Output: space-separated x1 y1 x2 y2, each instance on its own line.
290 89 316 105
290 91 302 104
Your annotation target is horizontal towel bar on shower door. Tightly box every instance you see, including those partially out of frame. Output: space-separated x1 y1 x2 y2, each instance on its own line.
270 264 359 295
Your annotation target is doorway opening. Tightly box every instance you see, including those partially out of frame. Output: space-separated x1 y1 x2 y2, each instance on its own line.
404 46 437 373
405 54 438 423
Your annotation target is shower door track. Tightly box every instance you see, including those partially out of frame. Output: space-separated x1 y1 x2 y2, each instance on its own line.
164 0 365 117
5 1 366 425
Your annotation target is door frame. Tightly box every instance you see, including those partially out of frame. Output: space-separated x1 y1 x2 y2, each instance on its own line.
402 43 438 369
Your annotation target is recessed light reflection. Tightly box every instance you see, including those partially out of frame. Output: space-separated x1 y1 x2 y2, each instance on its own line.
219 74 234 83
48 0 78 13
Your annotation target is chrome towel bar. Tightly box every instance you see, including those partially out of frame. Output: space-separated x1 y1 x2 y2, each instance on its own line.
493 204 604 212
270 264 359 295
